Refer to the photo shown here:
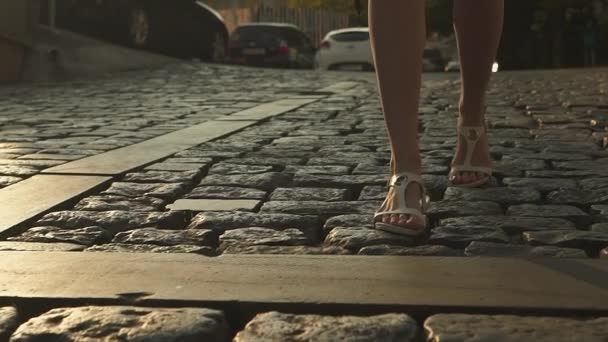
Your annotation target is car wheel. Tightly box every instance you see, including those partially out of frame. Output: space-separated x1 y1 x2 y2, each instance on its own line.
128 6 151 48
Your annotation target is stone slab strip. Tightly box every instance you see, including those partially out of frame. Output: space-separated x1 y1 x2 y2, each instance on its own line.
42 120 257 176
217 98 321 121
0 252 605 315
0 175 111 237
317 81 359 93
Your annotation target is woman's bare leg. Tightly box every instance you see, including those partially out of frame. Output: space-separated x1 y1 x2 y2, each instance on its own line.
451 0 504 185
369 0 426 228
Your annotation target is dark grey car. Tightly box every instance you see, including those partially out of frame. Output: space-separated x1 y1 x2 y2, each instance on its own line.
228 23 316 69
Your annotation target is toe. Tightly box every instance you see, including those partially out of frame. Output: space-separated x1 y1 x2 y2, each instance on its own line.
382 215 391 224
398 214 409 226
390 214 400 225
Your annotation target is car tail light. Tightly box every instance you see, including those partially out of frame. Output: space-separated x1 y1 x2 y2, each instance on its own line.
278 40 290 55
320 40 330 49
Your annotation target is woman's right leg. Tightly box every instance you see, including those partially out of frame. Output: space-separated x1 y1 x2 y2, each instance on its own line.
369 0 426 229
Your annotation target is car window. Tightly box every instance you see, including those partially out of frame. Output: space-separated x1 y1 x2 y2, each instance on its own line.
331 31 369 42
232 26 285 45
285 29 302 46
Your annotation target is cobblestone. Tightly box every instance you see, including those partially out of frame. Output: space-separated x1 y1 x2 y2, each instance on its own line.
35 211 186 234
10 306 229 341
0 307 18 340
234 312 418 342
424 314 608 342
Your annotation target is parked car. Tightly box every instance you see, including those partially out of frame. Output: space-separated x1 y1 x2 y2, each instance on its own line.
444 59 500 73
422 48 445 72
227 23 316 69
315 27 373 71
50 0 228 62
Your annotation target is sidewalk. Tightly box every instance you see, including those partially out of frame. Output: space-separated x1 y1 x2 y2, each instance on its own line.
0 63 607 340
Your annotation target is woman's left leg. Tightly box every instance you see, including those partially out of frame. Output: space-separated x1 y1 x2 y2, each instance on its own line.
451 0 504 185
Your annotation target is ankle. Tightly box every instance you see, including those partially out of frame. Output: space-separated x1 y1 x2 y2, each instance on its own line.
458 103 486 126
392 160 421 175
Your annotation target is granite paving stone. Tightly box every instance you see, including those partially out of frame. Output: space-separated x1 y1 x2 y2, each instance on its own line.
506 204 592 227
0 241 86 252
188 211 320 240
9 306 229 342
437 215 576 234
494 158 546 177
424 314 608 342
591 204 608 222
323 214 373 232
0 165 39 177
502 177 577 192
429 226 510 248
225 157 305 167
523 230 608 254
208 163 275 175
0 176 22 187
199 172 291 191
464 241 587 258
122 170 201 183
358 244 464 256
234 312 418 342
427 201 503 220
0 307 18 341
527 168 604 179
8 226 110 246
283 165 351 175
270 187 352 201
74 195 165 211
35 211 186 234
144 162 208 172
260 200 381 218
324 227 416 252
293 173 387 190
551 184 608 204
219 227 311 251
101 182 188 200
112 228 217 246
592 223 608 233
444 187 541 205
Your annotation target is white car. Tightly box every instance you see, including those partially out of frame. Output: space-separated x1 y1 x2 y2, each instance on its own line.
315 27 373 71
445 59 500 73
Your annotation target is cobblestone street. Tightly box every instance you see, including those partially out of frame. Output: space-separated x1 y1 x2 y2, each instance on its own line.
1 62 607 340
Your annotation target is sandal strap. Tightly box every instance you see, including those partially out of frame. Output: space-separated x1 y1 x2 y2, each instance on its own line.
452 125 491 175
373 208 427 226
376 172 429 222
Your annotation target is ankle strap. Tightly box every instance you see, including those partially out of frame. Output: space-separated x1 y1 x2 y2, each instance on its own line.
388 172 424 187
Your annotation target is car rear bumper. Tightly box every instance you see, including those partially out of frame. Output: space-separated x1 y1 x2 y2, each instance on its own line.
227 55 291 67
